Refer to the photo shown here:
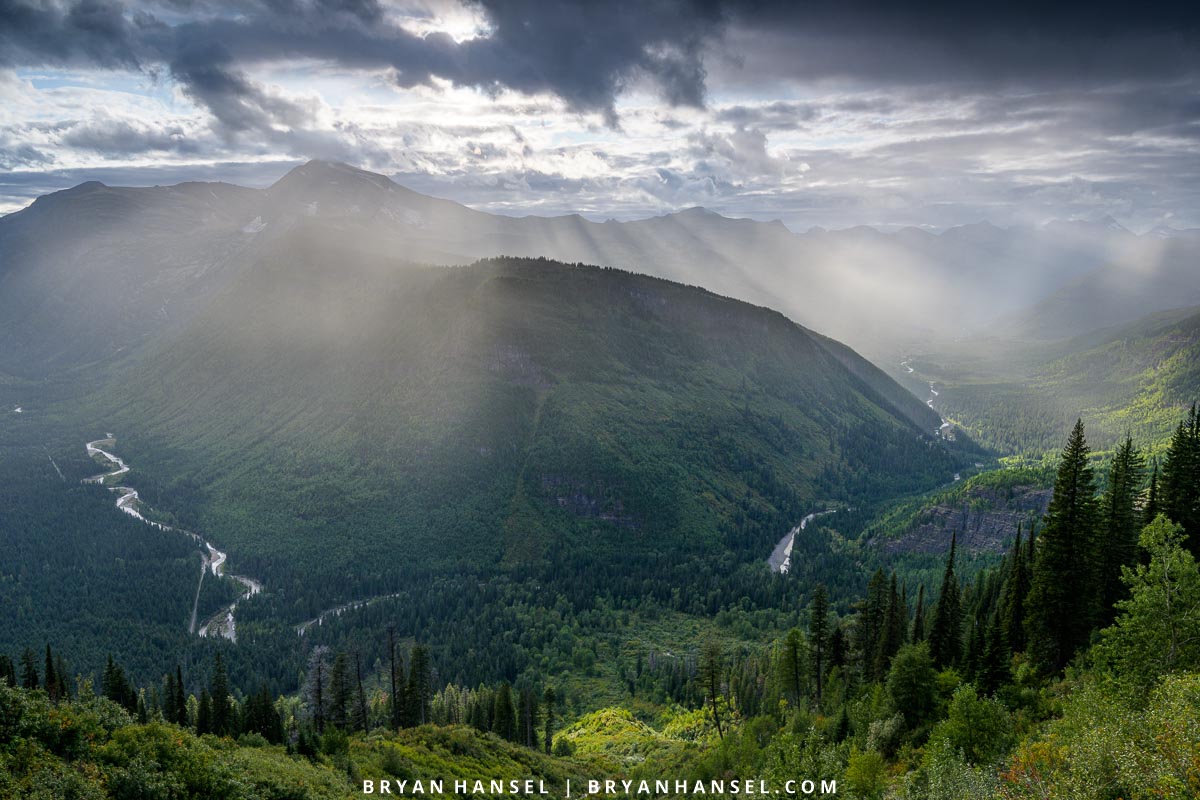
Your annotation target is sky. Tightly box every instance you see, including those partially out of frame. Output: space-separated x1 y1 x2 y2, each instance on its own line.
1 0 1199 230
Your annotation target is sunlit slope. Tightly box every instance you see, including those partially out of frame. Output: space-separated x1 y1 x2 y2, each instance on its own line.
91 228 958 594
922 305 1200 454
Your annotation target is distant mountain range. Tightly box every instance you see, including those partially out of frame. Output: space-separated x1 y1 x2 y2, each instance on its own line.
4 160 1197 376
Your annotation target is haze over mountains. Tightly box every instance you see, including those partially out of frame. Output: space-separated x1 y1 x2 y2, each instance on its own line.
4 160 1197 382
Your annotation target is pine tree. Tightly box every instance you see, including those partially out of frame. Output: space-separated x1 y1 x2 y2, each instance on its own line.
977 611 1010 696
1161 405 1200 555
700 638 725 739
1098 436 1145 623
43 645 59 704
405 645 432 726
329 652 352 730
1000 527 1029 653
210 652 231 736
352 651 369 733
928 533 963 669
388 626 403 731
858 569 889 681
778 628 806 706
173 665 188 727
809 584 830 707
911 584 927 642
303 647 329 732
197 689 212 735
0 655 16 687
874 573 906 679
20 648 38 690
492 683 516 741
1027 419 1101 674
543 687 556 755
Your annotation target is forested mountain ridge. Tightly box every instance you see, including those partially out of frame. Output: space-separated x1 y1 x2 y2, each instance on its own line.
86 231 956 593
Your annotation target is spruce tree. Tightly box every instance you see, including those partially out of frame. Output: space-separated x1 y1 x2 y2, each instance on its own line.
210 652 231 736
1098 436 1145 623
197 689 212 735
1000 527 1029 653
353 651 369 733
1026 419 1101 674
543 687 556 755
778 628 806 706
0 655 16 687
911 585 927 642
492 683 516 741
173 665 188 728
700 638 725 739
1161 405 1200 555
977 612 1010 696
858 569 889 681
329 652 351 730
405 645 432 726
20 648 38 690
43 645 59 704
388 627 403 731
809 584 830 707
874 573 906 679
928 533 962 669
303 647 329 732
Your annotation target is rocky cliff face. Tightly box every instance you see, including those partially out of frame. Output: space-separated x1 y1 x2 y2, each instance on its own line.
879 484 1052 555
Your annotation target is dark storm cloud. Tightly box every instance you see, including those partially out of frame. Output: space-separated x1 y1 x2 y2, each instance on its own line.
2 0 1198 141
0 0 724 135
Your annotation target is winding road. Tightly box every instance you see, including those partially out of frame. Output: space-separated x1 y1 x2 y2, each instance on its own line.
769 509 836 574
84 437 262 642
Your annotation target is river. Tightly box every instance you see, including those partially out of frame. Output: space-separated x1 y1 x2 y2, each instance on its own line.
769 510 836 574
84 437 261 642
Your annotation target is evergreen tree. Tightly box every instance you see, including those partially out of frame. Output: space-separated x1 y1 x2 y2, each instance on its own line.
928 533 963 669
1001 527 1029 653
303 647 329 733
352 651 369 733
517 686 539 749
858 569 889 681
197 689 212 735
887 642 937 729
977 611 1011 696
828 624 847 671
874 573 906 679
388 627 404 731
20 648 38 690
492 682 516 741
1027 419 1102 674
405 645 432 726
809 583 830 707
700 638 725 739
210 652 231 736
911 584 926 642
778 628 807 706
0 655 15 687
1098 436 1145 624
43 645 59 704
1160 405 1200 555
543 687 556 755
173 665 188 728
328 652 352 731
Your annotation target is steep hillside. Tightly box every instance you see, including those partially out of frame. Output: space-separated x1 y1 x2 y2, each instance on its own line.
82 230 957 601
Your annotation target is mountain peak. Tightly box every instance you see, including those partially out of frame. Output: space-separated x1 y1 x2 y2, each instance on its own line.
271 160 397 194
